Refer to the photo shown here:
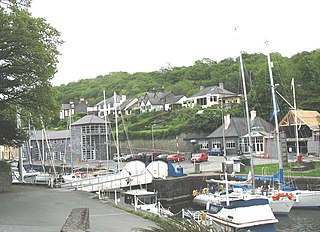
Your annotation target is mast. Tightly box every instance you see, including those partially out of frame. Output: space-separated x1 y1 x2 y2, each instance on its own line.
239 52 256 193
103 91 109 170
292 78 300 160
114 92 120 172
221 100 229 205
69 109 73 172
266 41 284 185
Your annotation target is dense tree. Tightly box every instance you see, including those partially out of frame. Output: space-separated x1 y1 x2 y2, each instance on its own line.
0 0 63 146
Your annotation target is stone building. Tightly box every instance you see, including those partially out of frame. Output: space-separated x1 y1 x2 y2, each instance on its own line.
28 115 108 165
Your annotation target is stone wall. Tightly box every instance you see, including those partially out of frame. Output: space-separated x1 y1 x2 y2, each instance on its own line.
118 133 201 154
148 174 320 207
0 161 12 192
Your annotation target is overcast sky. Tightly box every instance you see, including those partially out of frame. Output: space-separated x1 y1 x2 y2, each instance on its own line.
31 0 320 86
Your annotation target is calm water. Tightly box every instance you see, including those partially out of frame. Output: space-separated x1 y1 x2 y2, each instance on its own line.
276 209 320 232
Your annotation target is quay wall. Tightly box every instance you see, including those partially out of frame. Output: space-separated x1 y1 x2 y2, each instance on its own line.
149 174 320 206
0 161 12 192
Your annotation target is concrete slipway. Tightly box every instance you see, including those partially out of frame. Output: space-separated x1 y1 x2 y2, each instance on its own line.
0 185 156 232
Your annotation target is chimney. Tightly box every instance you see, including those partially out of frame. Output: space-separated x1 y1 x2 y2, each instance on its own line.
200 86 204 91
250 110 257 121
219 83 224 90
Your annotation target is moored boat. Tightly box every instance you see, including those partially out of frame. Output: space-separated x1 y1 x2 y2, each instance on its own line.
205 198 278 231
193 185 294 215
122 189 173 217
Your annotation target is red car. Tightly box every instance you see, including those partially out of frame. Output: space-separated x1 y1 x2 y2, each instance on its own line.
166 153 186 162
190 153 208 163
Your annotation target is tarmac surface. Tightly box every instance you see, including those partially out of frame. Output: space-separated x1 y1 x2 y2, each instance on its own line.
0 185 156 232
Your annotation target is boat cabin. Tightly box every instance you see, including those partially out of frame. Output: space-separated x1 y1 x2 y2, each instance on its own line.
122 189 157 207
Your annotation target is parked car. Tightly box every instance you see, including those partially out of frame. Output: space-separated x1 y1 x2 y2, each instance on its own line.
207 148 224 156
190 153 208 163
166 153 186 162
155 154 169 161
146 152 162 161
123 154 133 162
230 155 251 166
131 152 147 161
112 153 127 162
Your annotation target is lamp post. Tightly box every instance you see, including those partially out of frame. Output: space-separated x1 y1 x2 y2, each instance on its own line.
151 124 155 161
220 98 229 205
151 124 155 151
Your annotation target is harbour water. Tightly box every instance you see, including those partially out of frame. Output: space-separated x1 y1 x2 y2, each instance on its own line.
276 209 320 232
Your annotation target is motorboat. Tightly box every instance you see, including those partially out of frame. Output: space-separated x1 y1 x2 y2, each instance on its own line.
122 189 173 217
194 187 293 215
205 198 278 231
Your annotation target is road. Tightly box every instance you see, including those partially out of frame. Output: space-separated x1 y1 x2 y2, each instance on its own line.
33 153 319 176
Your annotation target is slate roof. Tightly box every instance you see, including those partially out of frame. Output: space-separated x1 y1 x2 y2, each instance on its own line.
191 85 236 98
96 95 123 106
119 99 136 110
72 115 105 126
30 130 70 140
61 104 71 110
166 95 185 104
207 116 274 138
140 91 177 105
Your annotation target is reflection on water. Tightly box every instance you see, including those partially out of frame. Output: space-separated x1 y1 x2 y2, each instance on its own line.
276 209 320 232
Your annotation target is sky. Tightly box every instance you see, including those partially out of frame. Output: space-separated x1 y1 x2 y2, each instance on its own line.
30 0 320 86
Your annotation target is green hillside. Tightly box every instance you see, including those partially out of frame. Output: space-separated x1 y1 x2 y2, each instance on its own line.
54 51 320 137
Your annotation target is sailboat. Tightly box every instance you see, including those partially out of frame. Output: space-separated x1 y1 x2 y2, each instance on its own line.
280 78 320 208
193 47 293 215
194 50 278 230
263 43 294 214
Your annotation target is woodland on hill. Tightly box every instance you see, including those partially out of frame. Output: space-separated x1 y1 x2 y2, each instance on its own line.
54 50 320 139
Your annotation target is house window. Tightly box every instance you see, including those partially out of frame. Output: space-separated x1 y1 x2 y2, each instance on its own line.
199 140 209 150
210 96 218 102
196 98 207 106
314 132 320 141
212 140 221 149
254 137 264 153
226 140 235 149
81 135 96 160
60 152 65 161
52 151 58 160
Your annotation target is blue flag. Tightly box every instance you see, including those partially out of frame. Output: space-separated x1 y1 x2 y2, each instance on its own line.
270 100 280 121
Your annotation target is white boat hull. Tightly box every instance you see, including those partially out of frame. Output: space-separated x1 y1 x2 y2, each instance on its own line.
268 198 294 215
206 198 278 231
291 190 320 208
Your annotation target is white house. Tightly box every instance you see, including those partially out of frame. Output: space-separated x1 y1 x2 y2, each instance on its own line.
182 83 241 109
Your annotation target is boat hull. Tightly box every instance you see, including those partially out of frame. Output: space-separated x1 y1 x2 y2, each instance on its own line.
291 190 320 208
206 199 278 232
268 198 294 215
